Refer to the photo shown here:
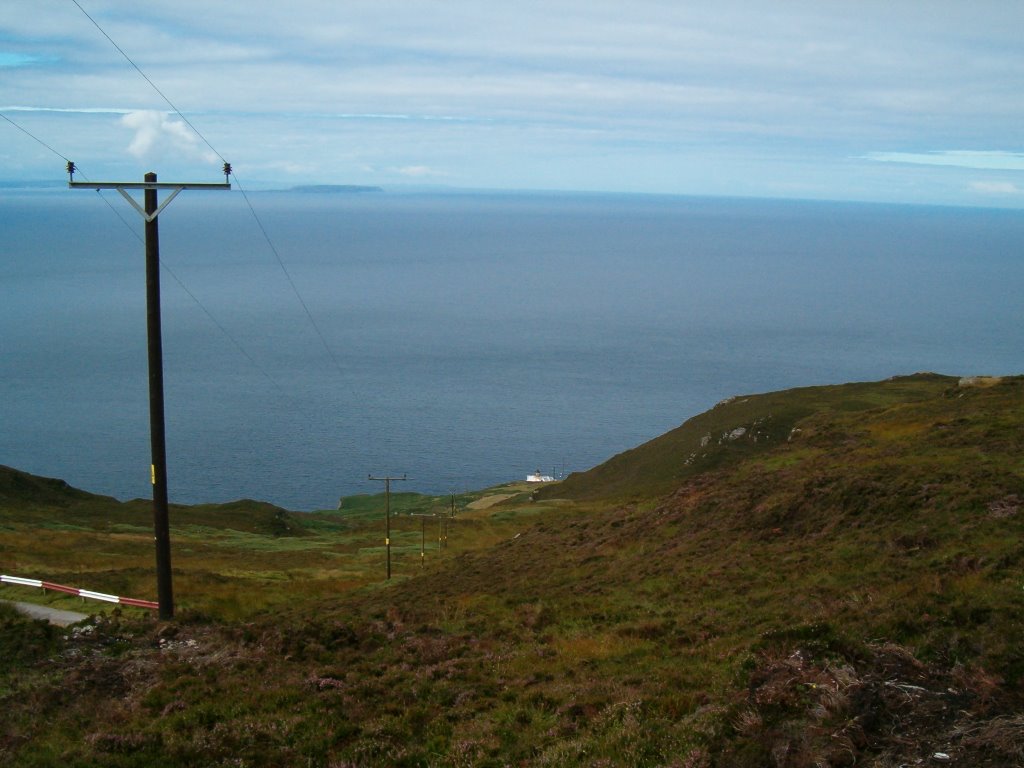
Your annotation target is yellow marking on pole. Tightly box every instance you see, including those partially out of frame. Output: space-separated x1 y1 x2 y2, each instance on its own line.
385 538 390 546
151 464 156 485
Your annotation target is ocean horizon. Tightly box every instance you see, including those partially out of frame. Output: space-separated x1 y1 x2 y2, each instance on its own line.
2 189 1022 510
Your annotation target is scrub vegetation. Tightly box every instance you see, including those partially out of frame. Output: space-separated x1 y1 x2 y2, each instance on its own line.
2 373 1023 766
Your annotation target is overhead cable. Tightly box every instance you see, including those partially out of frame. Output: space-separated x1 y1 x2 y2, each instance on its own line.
0 110 281 391
68 0 348 378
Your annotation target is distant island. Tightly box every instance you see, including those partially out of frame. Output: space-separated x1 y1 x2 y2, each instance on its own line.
287 184 383 194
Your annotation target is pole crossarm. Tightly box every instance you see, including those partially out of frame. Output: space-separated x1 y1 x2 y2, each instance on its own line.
68 181 231 190
69 181 230 223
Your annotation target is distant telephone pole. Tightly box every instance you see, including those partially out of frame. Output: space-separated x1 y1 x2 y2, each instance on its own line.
410 512 433 569
409 509 452 568
368 474 407 579
69 165 231 620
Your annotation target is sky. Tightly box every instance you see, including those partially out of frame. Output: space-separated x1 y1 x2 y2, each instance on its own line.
2 0 1024 206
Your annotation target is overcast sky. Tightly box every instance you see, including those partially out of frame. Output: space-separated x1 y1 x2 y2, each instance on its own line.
2 0 1023 205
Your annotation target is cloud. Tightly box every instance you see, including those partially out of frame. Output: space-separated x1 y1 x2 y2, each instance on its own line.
120 110 218 164
2 106 131 114
865 150 1024 171
969 181 1021 195
395 165 444 178
4 3 1024 204
247 159 318 176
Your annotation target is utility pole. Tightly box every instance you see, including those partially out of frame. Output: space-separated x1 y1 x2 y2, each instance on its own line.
368 474 406 579
69 164 231 620
410 512 433 569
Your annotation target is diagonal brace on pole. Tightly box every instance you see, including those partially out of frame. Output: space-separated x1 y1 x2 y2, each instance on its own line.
117 185 182 223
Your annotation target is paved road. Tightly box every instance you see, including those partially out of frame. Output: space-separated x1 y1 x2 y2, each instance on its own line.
1 600 89 626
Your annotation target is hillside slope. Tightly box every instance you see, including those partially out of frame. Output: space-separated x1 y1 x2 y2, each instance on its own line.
2 374 1023 767
0 464 303 537
538 373 960 502
0 464 111 507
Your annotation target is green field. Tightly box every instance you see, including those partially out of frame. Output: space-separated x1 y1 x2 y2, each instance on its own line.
0 475 551 621
2 374 1023 766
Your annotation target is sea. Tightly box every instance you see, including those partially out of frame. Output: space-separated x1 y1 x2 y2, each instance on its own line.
2 189 1022 510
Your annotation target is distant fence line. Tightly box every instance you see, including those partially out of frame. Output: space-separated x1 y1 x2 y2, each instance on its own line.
0 574 158 610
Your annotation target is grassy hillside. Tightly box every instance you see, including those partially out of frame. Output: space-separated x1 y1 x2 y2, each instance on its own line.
538 373 961 503
0 464 302 535
1 374 1023 766
0 468 548 620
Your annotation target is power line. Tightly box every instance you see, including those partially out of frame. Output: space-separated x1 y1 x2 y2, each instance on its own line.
2 111 129 225
1 112 71 162
230 175 350 376
90 188 284 392
68 0 225 166
70 0 348 378
9 6 351 407
2 111 137 233
0 111 281 392
68 0 349 378
159 259 285 392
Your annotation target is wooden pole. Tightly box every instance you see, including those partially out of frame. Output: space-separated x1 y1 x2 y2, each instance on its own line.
145 172 173 620
68 166 229 621
385 479 391 579
369 474 406 579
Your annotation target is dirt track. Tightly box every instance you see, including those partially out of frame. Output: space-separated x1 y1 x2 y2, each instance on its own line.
2 599 88 626
466 493 516 510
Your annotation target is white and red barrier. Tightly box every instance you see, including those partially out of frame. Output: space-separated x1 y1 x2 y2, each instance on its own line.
1 574 158 610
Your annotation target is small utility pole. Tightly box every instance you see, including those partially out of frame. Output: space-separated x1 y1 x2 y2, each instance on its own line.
410 512 433 569
69 164 231 620
368 474 407 579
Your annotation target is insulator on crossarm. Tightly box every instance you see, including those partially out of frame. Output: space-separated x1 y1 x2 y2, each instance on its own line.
223 162 232 181
66 161 76 179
